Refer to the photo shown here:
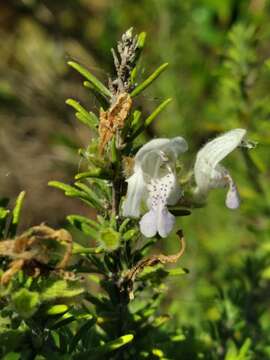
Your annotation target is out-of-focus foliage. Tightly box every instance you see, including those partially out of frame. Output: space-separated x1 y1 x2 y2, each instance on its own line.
0 0 270 359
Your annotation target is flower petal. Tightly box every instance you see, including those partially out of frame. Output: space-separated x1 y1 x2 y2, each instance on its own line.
122 167 145 218
157 207 175 238
136 137 188 165
139 209 157 237
139 206 175 238
194 129 246 192
225 174 240 209
165 137 188 160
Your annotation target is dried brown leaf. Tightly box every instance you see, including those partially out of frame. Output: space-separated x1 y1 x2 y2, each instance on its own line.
0 224 73 285
121 230 186 299
98 93 132 154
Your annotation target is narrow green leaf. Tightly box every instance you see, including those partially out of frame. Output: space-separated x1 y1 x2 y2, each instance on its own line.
137 31 147 50
50 316 76 330
167 267 189 276
130 67 137 85
47 305 68 316
49 182 96 209
152 348 165 357
72 243 103 255
69 317 96 353
83 81 109 109
75 168 111 180
0 207 10 239
48 181 79 195
12 191 25 226
144 98 172 127
0 208 9 220
239 338 252 358
130 32 147 84
66 99 98 128
49 181 97 208
73 334 134 359
130 63 169 97
75 182 104 209
67 214 100 230
131 110 142 128
2 353 20 360
75 112 96 130
68 61 112 98
111 136 118 164
123 229 138 242
67 215 100 239
129 98 172 140
119 218 130 233
8 191 26 237
40 280 84 302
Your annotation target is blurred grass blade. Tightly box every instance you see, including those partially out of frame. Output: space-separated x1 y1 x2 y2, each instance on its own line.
130 63 168 97
68 61 111 98
9 191 26 237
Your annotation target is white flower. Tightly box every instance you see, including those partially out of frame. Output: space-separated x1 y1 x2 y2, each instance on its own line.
122 137 188 237
194 128 247 209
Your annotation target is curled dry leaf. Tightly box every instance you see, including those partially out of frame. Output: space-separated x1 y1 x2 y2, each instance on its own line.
0 224 73 285
99 92 132 154
120 230 186 300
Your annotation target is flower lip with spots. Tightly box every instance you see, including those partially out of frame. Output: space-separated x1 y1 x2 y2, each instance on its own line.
194 128 247 209
122 137 188 238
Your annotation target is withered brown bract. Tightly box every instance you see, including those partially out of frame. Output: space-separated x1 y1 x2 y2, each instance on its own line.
98 92 132 155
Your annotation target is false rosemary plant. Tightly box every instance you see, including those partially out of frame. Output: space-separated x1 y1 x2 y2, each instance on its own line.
0 28 256 360
53 28 191 359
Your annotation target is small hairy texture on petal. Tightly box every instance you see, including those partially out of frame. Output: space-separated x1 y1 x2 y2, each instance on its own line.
139 209 157 237
122 167 145 218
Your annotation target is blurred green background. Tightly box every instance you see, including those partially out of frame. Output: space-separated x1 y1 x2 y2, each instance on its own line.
1 0 270 353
